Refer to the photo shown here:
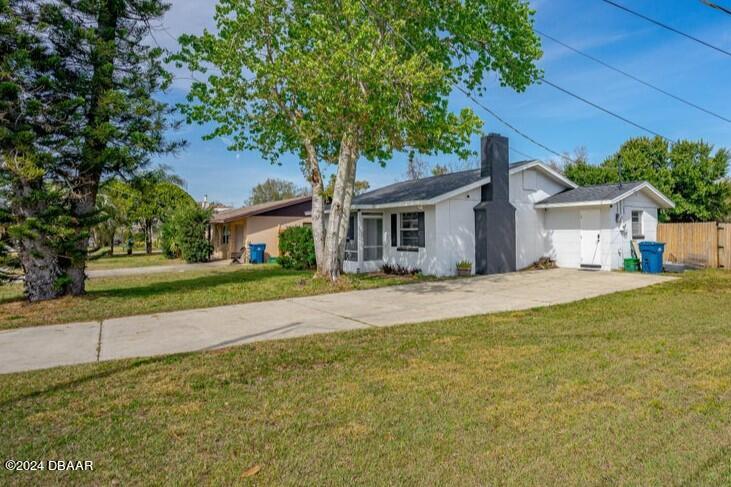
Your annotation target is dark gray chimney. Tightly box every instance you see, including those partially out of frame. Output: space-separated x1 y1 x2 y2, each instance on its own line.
474 134 516 274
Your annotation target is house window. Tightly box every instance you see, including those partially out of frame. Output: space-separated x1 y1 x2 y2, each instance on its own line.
399 212 425 249
221 225 230 245
631 210 644 239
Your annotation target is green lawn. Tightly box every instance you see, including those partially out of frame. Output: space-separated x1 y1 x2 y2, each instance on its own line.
1 270 729 485
86 251 182 270
0 265 427 330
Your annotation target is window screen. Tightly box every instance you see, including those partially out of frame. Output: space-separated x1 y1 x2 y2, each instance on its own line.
399 212 425 248
631 210 644 239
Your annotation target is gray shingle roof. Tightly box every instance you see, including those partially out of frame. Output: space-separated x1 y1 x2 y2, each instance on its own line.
352 160 535 206
352 169 482 206
536 181 645 206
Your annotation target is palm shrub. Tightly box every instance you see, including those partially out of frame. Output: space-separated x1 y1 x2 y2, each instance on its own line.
160 220 181 259
278 226 316 270
163 206 212 263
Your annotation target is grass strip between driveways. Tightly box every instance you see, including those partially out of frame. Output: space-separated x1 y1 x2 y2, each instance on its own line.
85 252 182 270
0 270 729 485
0 265 429 330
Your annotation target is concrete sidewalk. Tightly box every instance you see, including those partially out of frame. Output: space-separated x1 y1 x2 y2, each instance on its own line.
0 269 673 374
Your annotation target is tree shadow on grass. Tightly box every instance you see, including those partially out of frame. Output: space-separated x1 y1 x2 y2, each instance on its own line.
86 267 313 301
0 353 190 410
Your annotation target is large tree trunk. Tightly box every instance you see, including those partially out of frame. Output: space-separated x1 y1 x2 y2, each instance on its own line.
66 174 101 296
336 151 358 268
322 135 357 280
145 220 153 254
18 235 65 302
13 181 66 301
6 171 64 300
301 141 326 273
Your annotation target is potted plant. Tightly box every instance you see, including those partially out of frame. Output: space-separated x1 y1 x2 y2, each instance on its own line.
456 260 472 277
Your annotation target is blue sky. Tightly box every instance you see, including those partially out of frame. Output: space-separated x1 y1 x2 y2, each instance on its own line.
152 0 731 207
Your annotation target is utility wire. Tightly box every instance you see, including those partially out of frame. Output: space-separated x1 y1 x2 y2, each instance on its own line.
358 0 675 155
456 86 563 158
541 78 674 142
356 0 564 158
537 29 730 123
601 0 731 57
510 147 540 161
700 0 731 15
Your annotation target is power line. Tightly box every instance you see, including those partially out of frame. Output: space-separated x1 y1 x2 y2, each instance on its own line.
541 78 674 142
700 0 731 15
356 0 564 159
601 0 731 57
456 87 563 158
358 0 675 155
510 147 540 161
537 29 731 123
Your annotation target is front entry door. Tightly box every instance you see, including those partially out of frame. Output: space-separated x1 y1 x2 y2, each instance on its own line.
362 216 383 261
580 209 601 269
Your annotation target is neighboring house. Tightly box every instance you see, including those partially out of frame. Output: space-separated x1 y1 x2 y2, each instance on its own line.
340 133 674 276
210 196 312 260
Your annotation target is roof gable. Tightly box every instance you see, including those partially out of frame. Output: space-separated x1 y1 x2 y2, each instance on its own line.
535 181 674 208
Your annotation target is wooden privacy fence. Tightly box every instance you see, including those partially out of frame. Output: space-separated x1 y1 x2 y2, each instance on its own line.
657 222 730 269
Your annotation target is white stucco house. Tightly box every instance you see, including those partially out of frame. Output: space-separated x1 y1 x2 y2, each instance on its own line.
341 134 674 276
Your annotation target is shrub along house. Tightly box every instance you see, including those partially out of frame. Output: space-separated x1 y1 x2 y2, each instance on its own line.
209 196 312 260
340 134 674 276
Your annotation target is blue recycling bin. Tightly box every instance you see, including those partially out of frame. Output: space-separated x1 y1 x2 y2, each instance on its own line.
638 241 665 273
248 243 266 264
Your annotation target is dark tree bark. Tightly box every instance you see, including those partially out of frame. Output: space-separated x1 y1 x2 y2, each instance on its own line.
65 1 121 295
13 182 66 301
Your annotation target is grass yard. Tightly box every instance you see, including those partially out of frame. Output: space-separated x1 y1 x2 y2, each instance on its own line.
1 270 729 485
0 265 427 330
86 251 182 270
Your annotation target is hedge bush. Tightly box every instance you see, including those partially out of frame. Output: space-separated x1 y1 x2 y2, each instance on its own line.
161 206 212 263
278 226 316 270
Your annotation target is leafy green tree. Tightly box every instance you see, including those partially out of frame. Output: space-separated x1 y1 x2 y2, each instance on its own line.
127 169 194 254
162 206 213 263
95 179 135 255
0 0 182 300
175 0 541 279
248 178 310 205
565 137 730 222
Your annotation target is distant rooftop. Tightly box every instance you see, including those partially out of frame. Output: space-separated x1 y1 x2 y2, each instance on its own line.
211 195 312 223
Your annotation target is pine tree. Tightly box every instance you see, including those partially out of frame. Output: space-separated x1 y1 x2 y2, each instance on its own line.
0 0 183 300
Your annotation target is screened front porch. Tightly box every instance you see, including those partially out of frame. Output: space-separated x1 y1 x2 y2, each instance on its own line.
343 209 427 274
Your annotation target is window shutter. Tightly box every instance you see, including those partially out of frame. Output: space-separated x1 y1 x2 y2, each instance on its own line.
347 214 358 245
417 212 425 248
391 214 397 246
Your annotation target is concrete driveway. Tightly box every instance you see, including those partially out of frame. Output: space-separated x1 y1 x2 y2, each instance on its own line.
0 269 673 374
